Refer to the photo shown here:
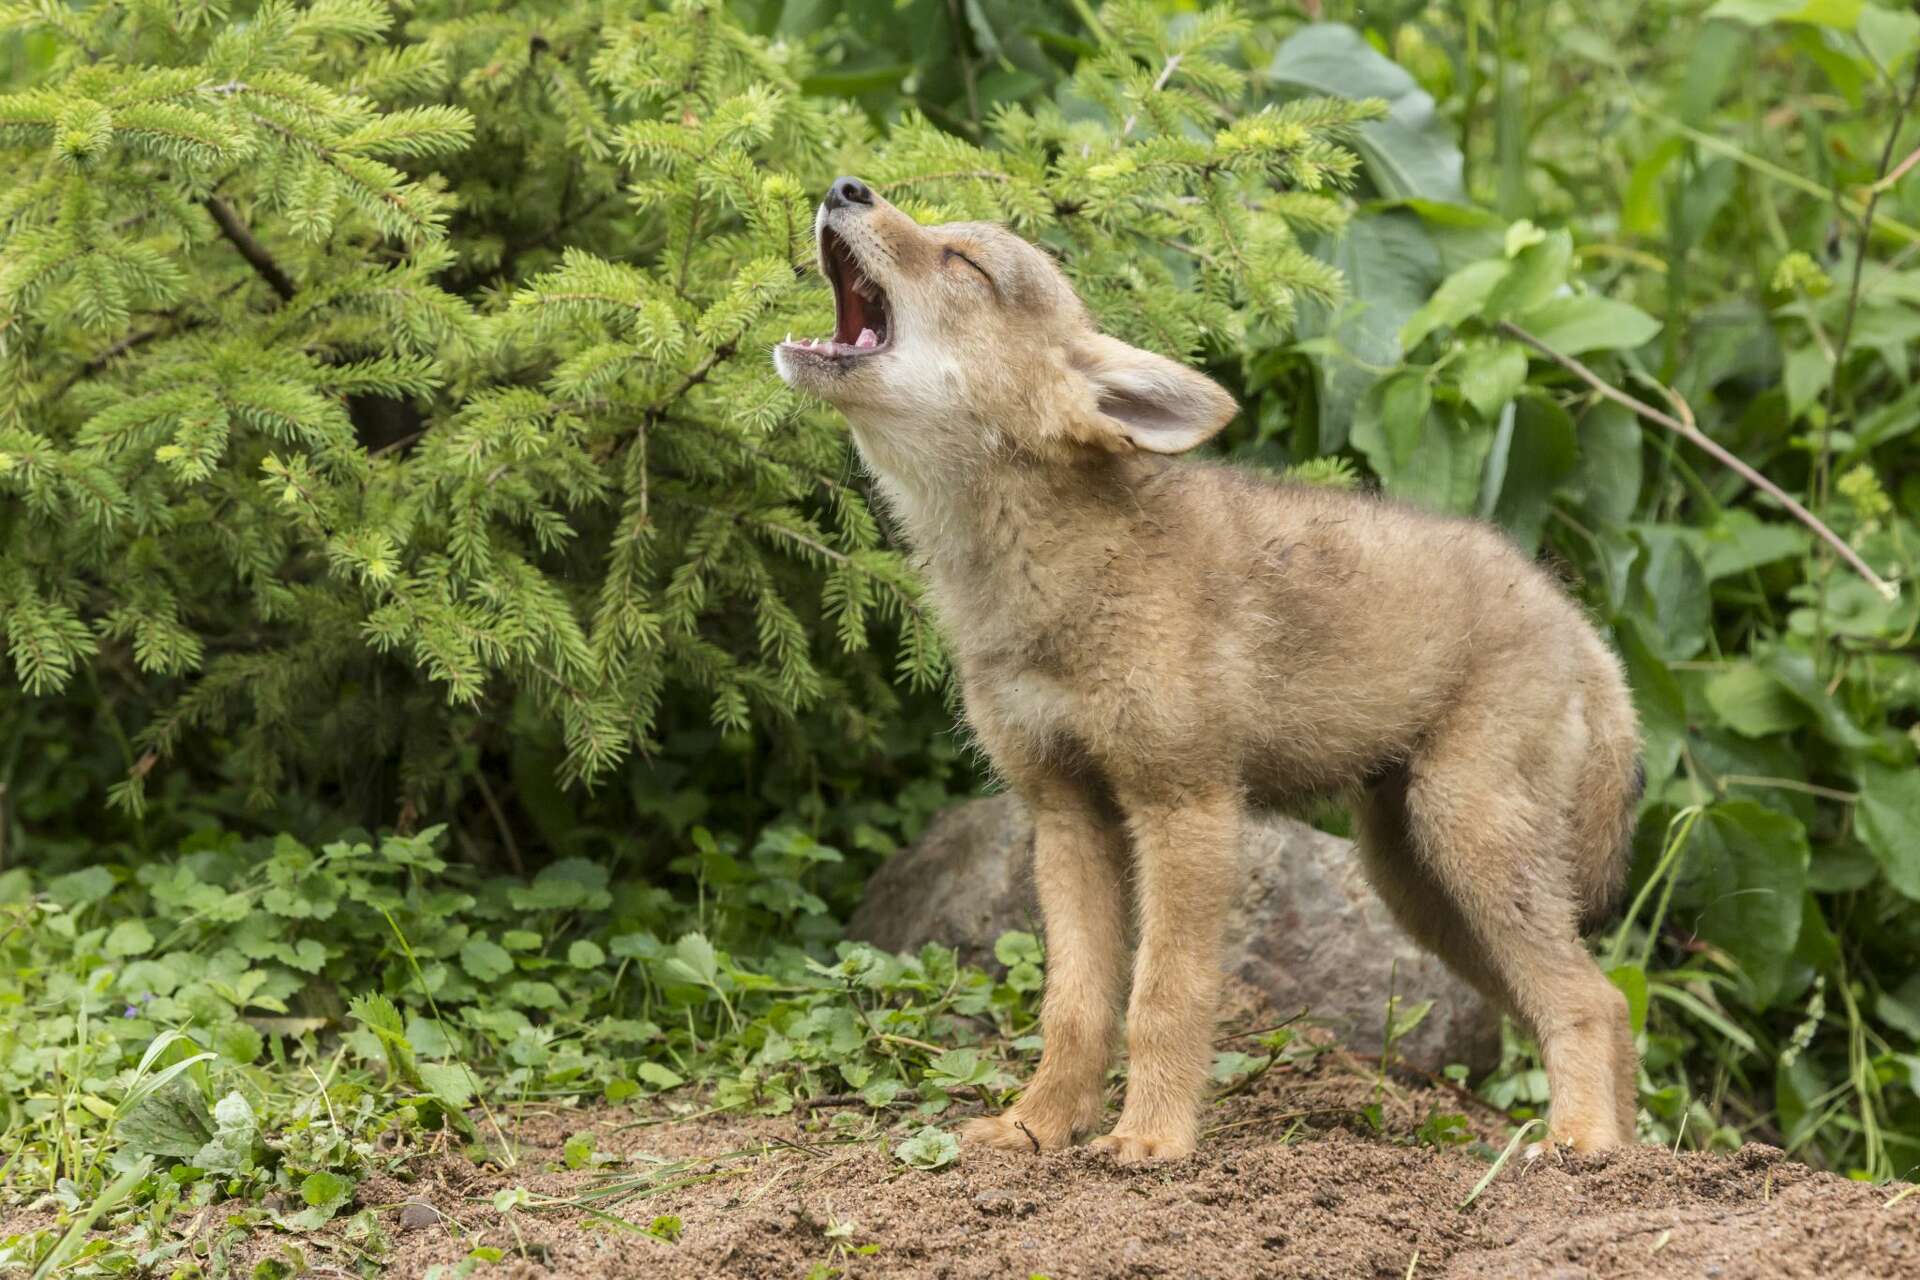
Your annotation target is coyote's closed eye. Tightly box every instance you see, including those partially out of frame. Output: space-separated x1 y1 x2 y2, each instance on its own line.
777 178 1643 1163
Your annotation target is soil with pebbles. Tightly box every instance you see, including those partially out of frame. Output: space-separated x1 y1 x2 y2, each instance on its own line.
8 1055 1917 1278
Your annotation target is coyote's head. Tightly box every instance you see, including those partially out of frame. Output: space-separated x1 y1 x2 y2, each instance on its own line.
773 178 1236 487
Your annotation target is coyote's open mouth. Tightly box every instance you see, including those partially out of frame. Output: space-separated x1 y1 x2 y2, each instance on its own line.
781 225 891 360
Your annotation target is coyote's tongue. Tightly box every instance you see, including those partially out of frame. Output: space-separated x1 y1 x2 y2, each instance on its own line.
855 327 878 349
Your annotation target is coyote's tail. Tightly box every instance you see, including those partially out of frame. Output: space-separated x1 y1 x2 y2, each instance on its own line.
1574 643 1645 937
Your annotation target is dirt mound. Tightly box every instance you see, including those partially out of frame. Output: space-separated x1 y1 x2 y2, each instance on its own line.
11 1059 1914 1278
334 1066 1914 1278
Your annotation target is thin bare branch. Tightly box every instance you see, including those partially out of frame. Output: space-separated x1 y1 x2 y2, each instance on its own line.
1497 320 1898 602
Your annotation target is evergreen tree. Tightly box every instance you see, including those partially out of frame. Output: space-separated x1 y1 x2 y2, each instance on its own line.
0 0 1377 821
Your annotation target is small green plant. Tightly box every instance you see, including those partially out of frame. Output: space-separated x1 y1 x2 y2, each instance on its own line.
804 1211 881 1279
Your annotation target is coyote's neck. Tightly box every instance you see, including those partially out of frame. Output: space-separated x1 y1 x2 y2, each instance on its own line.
852 425 1125 657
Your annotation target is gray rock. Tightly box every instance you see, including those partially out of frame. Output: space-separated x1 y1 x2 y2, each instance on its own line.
396 1200 440 1231
848 793 1501 1071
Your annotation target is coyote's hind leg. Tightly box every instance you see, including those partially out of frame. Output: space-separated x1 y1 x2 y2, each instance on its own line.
1391 714 1636 1152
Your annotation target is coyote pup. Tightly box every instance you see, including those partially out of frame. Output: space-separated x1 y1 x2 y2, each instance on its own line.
775 177 1643 1161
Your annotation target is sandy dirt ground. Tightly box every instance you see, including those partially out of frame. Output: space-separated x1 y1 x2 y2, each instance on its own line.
94 1051 1913 1279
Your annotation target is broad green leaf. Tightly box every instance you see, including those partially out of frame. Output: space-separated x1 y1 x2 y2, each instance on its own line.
568 939 607 968
666 932 719 985
117 1078 215 1160
1787 573 1918 642
1808 841 1880 893
1696 511 1809 580
348 992 427 1092
105 919 156 957
1607 964 1650 1036
193 1090 261 1174
1684 802 1811 1008
1705 0 1863 26
1859 3 1920 68
1616 617 1686 786
1380 409 1492 514
1351 370 1433 480
1706 665 1804 737
1265 23 1466 204
637 1061 684 1089
992 931 1042 967
460 937 514 983
1631 529 1710 660
1783 345 1830 422
1877 973 1920 1041
928 1048 991 1085
1571 402 1643 527
502 979 563 1009
417 1061 476 1107
894 1125 960 1171
1400 258 1510 351
1299 211 1445 451
1789 891 1841 986
1490 396 1578 550
300 1171 355 1210
1759 648 1875 749
47 865 115 908
1456 341 1528 420
406 1016 453 1059
214 1022 263 1065
508 857 612 910
1856 762 1920 901
1516 295 1661 355
1484 231 1573 320
1504 220 1547 257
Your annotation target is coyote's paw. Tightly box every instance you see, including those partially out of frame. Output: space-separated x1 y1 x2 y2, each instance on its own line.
1089 1130 1195 1163
961 1082 1107 1154
962 1111 1074 1153
1549 1114 1622 1155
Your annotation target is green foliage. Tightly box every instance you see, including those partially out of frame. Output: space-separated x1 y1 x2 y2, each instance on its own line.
1256 0 1920 1180
6 0 1920 1245
0 820 1045 1267
0 0 1373 827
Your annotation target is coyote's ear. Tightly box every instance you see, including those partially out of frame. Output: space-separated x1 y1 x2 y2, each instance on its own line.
1068 333 1238 454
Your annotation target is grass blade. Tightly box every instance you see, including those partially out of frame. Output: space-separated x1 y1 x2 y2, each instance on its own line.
1459 1119 1546 1211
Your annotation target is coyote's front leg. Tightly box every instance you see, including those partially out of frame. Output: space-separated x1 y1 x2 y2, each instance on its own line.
963 784 1129 1151
1090 785 1238 1161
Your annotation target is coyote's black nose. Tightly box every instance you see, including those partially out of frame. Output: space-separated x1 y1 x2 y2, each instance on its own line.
826 176 873 210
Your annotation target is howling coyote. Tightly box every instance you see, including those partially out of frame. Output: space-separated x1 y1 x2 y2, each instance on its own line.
776 177 1643 1161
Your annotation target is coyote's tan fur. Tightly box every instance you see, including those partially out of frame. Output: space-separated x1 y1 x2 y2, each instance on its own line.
775 178 1643 1161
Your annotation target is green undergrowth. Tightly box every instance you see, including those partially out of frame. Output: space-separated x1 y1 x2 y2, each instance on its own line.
0 823 1493 1277
0 823 1046 1273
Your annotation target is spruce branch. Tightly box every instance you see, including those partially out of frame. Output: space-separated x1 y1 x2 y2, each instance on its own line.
641 339 739 426
201 196 297 301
